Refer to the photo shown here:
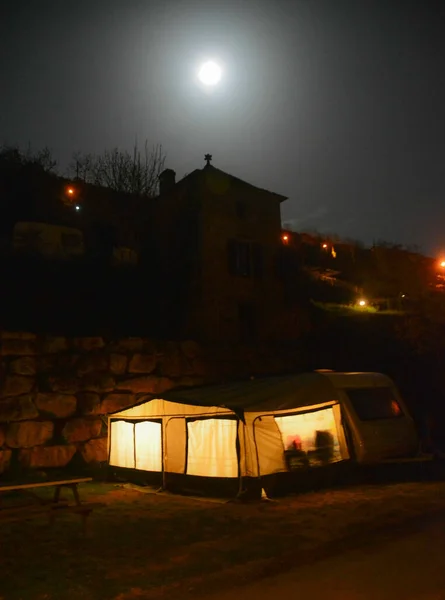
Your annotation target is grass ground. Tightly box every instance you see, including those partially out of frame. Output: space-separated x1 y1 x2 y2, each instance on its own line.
1 480 445 600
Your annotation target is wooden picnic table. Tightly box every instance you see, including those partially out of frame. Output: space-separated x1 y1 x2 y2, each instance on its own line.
0 476 103 533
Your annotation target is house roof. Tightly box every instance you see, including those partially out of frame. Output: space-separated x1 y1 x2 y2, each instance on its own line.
167 164 288 203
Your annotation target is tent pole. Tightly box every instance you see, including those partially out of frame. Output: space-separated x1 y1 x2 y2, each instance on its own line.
162 418 168 491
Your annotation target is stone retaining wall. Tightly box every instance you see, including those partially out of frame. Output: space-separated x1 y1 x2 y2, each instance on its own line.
0 332 208 475
0 332 304 475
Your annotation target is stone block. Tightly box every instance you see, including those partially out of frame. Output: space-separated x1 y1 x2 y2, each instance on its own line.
73 337 105 351
35 393 77 418
80 437 108 463
141 340 157 354
1 339 37 356
160 353 193 378
192 358 207 376
156 377 176 393
128 353 157 374
0 450 12 473
100 393 135 414
110 354 128 375
38 353 79 373
41 336 68 354
6 421 54 448
158 341 180 357
77 392 101 415
0 395 39 422
2 375 34 397
110 338 144 352
62 418 102 443
175 376 205 388
9 357 37 376
48 376 79 394
76 353 109 376
181 340 201 359
20 444 77 468
80 372 115 393
116 376 174 394
1 331 36 341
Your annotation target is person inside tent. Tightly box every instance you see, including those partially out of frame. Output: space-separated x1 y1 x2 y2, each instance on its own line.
284 434 309 470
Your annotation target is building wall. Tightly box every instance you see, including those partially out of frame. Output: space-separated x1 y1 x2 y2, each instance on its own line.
148 182 203 336
187 174 287 342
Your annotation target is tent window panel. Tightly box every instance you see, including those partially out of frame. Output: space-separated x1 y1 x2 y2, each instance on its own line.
164 418 186 474
186 418 238 478
254 416 287 476
275 407 342 467
109 421 135 469
135 421 162 472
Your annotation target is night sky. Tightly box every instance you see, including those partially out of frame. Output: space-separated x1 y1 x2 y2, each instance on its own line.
1 1 444 254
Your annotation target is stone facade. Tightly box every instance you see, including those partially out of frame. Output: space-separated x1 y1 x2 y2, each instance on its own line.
150 163 299 342
0 331 304 475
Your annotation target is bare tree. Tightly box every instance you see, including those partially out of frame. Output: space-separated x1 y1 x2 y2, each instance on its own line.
70 142 165 197
70 151 94 181
0 144 58 173
25 145 58 172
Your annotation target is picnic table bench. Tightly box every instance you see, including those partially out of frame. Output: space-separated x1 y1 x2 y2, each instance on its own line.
0 476 104 533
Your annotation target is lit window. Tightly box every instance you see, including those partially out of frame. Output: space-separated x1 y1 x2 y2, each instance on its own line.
109 421 134 469
186 418 238 478
135 421 162 471
275 407 342 466
109 420 162 471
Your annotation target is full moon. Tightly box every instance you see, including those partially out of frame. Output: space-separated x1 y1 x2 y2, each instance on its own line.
198 61 222 86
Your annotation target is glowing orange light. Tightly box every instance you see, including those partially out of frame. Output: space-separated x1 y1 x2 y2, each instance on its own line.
322 243 328 249
440 261 445 268
358 299 367 307
391 400 402 417
66 187 75 196
282 234 289 242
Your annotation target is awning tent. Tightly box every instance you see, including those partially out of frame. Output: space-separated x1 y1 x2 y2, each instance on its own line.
107 372 379 495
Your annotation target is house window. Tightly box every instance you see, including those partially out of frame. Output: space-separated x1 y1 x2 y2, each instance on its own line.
252 244 264 278
227 239 251 277
227 239 264 278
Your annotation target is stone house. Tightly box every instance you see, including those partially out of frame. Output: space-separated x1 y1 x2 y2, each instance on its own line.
147 155 291 342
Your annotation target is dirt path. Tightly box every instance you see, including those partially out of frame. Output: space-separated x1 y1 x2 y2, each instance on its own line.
200 512 445 600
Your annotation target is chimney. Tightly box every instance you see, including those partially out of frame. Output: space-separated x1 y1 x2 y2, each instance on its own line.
159 169 176 195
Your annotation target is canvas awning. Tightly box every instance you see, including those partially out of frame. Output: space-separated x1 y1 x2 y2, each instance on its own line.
157 373 340 415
